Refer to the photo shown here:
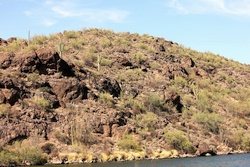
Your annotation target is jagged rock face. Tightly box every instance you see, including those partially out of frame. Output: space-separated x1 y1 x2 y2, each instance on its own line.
0 52 15 69
36 48 74 76
0 77 21 105
49 78 89 106
14 50 41 73
0 109 58 145
0 48 74 76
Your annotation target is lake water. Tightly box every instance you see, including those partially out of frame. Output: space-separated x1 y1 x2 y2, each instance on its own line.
40 153 250 167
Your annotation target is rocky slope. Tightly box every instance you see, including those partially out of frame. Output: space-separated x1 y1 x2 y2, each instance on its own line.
0 28 249 166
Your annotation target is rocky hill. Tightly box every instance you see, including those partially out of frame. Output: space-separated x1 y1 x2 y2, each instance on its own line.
0 28 249 166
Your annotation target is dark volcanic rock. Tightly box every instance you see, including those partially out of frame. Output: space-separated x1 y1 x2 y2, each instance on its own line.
181 57 195 68
164 90 183 112
99 78 121 97
196 142 217 156
49 78 89 106
158 44 165 52
118 57 133 66
0 88 19 105
14 50 40 73
0 38 8 46
7 37 17 44
0 77 21 105
0 52 15 69
36 48 74 76
0 109 58 145
2 48 74 76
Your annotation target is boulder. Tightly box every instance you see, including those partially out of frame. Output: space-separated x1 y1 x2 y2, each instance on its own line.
118 57 132 66
0 52 15 69
36 48 74 76
164 90 183 112
0 77 15 89
1 89 19 106
49 78 89 106
0 38 8 46
195 68 209 78
7 37 17 44
196 142 217 156
14 50 40 73
158 44 165 52
165 62 189 79
181 57 195 68
0 77 21 105
99 78 121 97
7 48 74 76
103 125 111 137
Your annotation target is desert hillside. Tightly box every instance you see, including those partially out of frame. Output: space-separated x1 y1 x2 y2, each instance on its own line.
0 28 249 166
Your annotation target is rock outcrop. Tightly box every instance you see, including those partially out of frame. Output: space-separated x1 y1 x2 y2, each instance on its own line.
0 29 249 166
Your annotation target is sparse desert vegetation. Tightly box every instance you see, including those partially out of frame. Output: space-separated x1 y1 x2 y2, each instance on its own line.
0 28 249 166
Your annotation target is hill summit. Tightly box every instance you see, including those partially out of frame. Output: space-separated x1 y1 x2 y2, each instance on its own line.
0 28 249 166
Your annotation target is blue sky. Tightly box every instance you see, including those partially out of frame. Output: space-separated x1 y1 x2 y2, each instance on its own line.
1 0 250 64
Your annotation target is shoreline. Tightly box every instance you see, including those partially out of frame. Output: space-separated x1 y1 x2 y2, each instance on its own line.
46 150 249 166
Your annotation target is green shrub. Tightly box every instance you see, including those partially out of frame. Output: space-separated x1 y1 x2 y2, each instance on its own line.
150 61 159 69
100 38 111 49
114 38 131 47
117 94 145 114
164 130 195 153
193 111 222 134
117 133 142 151
134 112 158 132
143 93 166 113
241 133 250 151
124 69 144 81
6 39 22 52
228 130 250 151
33 96 52 111
0 141 47 166
98 93 114 107
136 43 148 50
0 104 10 118
27 44 38 51
88 46 98 53
173 76 188 87
131 52 147 64
80 52 97 67
100 58 112 67
27 72 40 81
32 35 47 45
64 30 78 39
71 39 81 49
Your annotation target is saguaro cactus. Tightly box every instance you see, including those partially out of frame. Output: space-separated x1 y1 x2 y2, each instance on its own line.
97 54 100 72
28 30 30 45
58 38 64 58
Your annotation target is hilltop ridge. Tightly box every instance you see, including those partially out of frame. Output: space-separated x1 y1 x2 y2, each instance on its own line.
0 28 249 166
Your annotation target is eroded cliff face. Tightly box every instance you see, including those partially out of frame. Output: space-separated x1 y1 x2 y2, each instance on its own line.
0 29 249 165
